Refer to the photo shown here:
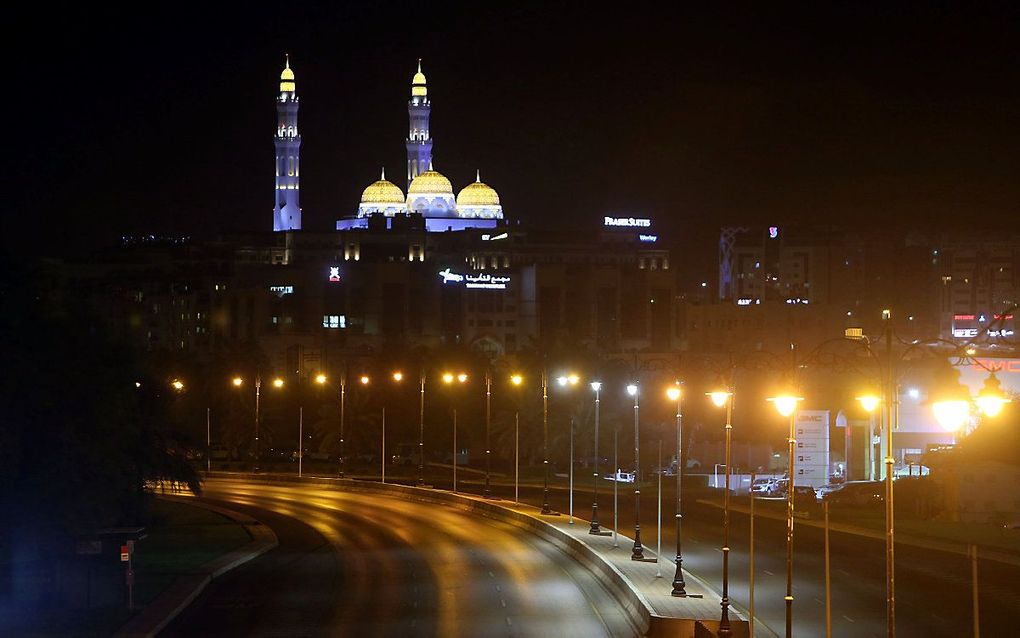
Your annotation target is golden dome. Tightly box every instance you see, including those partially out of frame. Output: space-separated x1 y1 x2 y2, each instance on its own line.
457 171 501 207
360 169 405 204
408 169 453 195
411 59 427 97
280 55 295 92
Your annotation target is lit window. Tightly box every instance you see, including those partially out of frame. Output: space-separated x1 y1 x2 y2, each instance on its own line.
322 315 346 329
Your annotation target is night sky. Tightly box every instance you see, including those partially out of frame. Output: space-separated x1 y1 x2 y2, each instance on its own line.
6 2 1019 266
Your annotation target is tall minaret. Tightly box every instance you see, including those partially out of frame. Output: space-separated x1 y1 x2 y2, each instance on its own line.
405 60 433 188
273 55 302 232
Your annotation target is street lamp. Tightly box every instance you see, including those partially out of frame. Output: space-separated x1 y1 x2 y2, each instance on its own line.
932 399 970 432
627 383 644 561
233 375 283 473
541 371 552 514
707 388 733 630
976 372 1010 418
442 371 468 491
171 379 185 391
767 393 803 638
589 381 603 535
666 384 688 597
857 394 881 480
484 370 493 498
510 373 524 502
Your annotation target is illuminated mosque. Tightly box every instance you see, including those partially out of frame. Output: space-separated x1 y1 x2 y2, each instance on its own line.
271 57 504 233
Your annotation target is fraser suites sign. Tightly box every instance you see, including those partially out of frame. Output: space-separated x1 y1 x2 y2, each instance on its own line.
438 269 511 290
604 216 651 228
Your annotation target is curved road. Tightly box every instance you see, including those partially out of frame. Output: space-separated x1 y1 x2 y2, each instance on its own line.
162 478 637 637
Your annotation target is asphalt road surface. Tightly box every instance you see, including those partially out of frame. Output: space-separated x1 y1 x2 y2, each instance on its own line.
161 478 637 638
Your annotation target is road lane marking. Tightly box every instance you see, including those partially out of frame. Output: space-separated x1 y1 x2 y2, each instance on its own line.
501 598 506 608
763 569 775 576
843 615 855 623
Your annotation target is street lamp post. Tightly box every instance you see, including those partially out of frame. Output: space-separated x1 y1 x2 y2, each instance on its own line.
338 373 347 478
589 381 603 535
541 370 552 514
667 384 686 596
768 394 803 638
627 383 644 561
442 372 468 492
708 389 734 630
418 371 426 486
556 374 580 521
484 371 493 498
510 374 523 502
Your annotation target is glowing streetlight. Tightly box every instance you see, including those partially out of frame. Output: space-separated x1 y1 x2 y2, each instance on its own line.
666 383 688 598
457 373 468 383
933 400 970 431
315 373 327 385
392 371 403 382
627 382 644 561
360 375 370 385
857 395 880 413
510 373 523 386
976 372 1010 418
767 393 803 638
171 379 185 391
232 376 243 387
707 388 734 627
273 378 284 388
589 381 603 535
442 372 455 384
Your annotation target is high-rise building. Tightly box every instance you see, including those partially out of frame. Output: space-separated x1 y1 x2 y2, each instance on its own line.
273 56 302 232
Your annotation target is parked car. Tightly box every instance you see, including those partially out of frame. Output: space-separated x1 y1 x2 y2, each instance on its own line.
605 469 635 483
750 478 777 496
815 483 846 500
827 481 884 507
391 443 416 466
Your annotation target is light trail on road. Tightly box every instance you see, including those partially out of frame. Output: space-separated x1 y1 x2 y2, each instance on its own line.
162 478 637 638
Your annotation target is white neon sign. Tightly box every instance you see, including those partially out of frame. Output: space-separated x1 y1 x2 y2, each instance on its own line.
269 285 294 296
328 267 341 282
439 269 510 290
639 234 658 243
604 216 651 228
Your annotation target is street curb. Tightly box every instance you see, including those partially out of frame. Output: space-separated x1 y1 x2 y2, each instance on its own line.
208 472 752 637
696 498 1020 568
113 496 279 638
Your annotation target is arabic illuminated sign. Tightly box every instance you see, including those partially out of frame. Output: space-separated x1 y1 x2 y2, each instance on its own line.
604 216 651 228
438 269 511 290
952 314 1014 339
769 226 779 239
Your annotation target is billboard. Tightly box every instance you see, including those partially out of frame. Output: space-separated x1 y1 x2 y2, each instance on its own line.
795 410 830 487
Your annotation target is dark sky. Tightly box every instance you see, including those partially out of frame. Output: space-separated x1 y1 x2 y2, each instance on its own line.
6 2 1019 262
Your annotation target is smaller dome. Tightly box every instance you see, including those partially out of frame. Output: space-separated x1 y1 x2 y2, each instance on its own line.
457 172 501 207
408 169 453 195
361 172 405 204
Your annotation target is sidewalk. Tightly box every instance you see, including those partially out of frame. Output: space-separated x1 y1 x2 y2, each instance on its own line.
114 497 278 638
455 492 760 638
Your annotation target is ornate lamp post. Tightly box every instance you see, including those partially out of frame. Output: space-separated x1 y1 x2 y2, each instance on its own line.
442 372 468 491
232 375 283 473
767 393 803 638
510 374 524 502
666 384 687 597
707 388 734 630
627 383 644 561
589 381 603 535
484 370 493 498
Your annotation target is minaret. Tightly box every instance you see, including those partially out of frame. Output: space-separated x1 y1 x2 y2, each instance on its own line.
405 59 433 188
273 55 302 232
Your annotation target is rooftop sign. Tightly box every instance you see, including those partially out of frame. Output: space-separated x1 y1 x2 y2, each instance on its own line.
604 216 651 228
439 269 510 290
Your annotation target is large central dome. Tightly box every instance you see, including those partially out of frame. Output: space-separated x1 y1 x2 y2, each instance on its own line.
408 169 453 195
